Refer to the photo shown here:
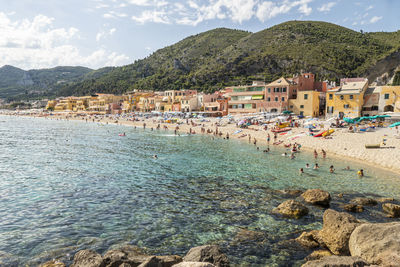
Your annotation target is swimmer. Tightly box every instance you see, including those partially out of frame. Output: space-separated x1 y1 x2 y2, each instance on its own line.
306 163 310 168
299 168 304 174
357 169 364 177
153 154 158 159
329 165 335 173
313 163 319 169
282 152 287 157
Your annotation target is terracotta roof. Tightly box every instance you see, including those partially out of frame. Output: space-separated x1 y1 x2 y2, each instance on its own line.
266 77 292 87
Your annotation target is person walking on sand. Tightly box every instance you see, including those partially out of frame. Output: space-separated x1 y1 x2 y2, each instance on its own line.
314 149 318 159
267 133 270 144
322 149 326 159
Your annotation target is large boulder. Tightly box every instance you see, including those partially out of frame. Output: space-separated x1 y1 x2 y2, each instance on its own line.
350 197 377 206
70 250 103 267
317 209 359 255
157 255 183 267
382 203 400 217
341 204 364 213
102 245 150 266
349 222 400 266
272 200 309 219
173 263 216 267
183 245 229 267
232 228 267 245
304 250 332 261
301 256 368 267
295 231 320 248
301 189 331 207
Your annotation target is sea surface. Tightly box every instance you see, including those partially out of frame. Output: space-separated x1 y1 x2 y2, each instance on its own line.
0 115 399 266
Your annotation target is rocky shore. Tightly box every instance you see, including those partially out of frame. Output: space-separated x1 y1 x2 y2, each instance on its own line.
36 188 400 267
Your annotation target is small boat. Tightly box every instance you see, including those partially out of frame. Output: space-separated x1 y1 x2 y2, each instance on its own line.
271 128 291 133
322 129 334 137
273 141 283 145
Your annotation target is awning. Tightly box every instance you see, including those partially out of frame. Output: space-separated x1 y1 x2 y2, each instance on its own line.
252 95 264 100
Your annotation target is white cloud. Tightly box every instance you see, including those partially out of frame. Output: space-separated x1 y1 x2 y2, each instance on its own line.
96 27 116 41
370 16 382 23
365 5 373 11
0 13 129 69
317 2 336 12
256 0 312 22
132 10 171 24
103 11 128 19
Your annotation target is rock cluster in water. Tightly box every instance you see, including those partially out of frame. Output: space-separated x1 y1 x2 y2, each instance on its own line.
38 188 400 267
40 245 229 267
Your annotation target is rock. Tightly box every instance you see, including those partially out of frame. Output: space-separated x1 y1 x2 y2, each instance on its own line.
377 197 395 203
138 256 162 267
342 204 364 213
272 200 309 219
39 260 66 267
295 231 320 248
301 255 368 267
173 263 216 267
304 250 332 261
350 197 377 206
317 209 359 255
301 189 331 207
232 228 267 245
70 250 103 267
157 255 183 267
349 222 400 266
337 193 344 198
220 199 249 209
382 203 400 217
102 245 150 267
183 245 229 267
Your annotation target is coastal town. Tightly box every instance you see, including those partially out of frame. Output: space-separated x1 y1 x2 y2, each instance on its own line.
37 73 399 120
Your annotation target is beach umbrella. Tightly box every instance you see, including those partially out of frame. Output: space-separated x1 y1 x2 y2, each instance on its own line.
282 110 292 114
343 117 355 123
389 122 400 127
304 124 315 129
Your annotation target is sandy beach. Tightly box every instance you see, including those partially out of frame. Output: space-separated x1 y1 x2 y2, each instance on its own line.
5 111 400 175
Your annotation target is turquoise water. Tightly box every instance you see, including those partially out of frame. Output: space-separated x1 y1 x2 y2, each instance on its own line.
0 115 399 266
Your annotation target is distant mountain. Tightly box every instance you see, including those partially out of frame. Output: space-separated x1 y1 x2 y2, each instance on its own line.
2 21 400 100
0 65 97 100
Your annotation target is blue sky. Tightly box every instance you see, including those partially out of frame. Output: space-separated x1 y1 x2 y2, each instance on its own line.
0 0 398 70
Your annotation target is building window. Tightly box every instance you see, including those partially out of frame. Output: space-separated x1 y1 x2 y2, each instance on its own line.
300 105 304 109
268 88 271 93
304 94 308 100
349 95 353 99
344 104 350 109
275 97 278 102
329 94 333 100
282 87 287 92
289 105 294 108
267 97 271 102
340 95 344 100
371 106 378 111
384 93 390 99
281 97 285 101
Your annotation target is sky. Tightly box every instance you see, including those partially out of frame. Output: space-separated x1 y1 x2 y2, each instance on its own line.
0 0 399 70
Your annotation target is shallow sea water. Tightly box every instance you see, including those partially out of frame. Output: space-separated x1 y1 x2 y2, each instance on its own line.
0 115 399 266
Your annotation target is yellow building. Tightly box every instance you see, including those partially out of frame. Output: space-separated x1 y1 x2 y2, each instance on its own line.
379 86 400 113
45 100 58 110
54 97 79 111
326 79 368 118
73 96 92 112
88 94 123 114
288 91 320 117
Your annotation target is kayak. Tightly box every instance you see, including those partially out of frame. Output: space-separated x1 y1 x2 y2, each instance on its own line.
365 144 380 149
322 129 334 137
272 128 291 133
313 130 326 137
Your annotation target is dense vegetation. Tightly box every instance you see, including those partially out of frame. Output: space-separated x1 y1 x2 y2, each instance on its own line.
1 21 400 100
393 71 400 86
0 65 97 101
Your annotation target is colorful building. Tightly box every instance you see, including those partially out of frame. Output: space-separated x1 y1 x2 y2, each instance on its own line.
326 79 368 118
379 86 400 113
227 81 267 114
288 91 320 117
264 77 296 113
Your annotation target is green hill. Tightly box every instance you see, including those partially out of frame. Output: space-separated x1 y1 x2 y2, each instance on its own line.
0 65 95 101
58 21 400 96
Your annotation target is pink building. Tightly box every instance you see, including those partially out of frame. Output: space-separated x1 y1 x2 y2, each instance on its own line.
264 77 296 113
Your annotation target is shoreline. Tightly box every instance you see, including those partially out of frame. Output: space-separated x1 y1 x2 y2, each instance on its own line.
3 112 400 176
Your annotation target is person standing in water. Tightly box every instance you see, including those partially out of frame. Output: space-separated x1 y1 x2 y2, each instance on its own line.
322 149 326 159
329 165 335 173
314 149 318 159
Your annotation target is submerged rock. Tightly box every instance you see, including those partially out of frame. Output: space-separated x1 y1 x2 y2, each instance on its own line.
349 222 400 266
301 189 331 207
342 204 364 213
232 228 267 245
183 245 229 267
301 255 368 267
276 189 304 197
377 197 395 203
295 231 320 248
317 209 359 255
70 250 103 267
272 200 309 219
39 260 66 267
382 203 400 217
350 197 377 206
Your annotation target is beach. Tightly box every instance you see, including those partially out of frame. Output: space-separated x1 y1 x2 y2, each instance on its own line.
10 110 400 175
